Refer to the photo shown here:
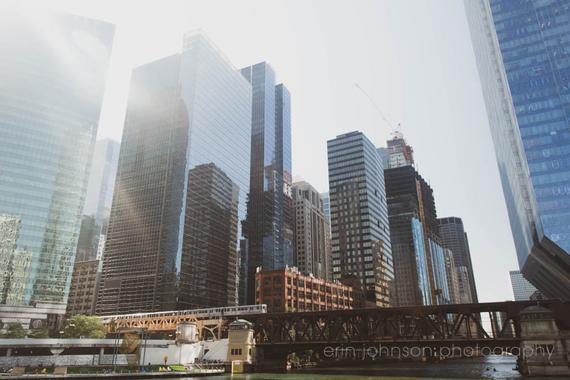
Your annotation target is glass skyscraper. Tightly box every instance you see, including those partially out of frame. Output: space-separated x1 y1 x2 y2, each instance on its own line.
77 138 120 262
96 32 251 314
429 239 451 305
239 63 293 305
466 0 570 299
83 139 120 227
509 270 540 301
437 217 478 303
0 10 114 311
384 165 438 306
327 131 393 307
321 192 331 224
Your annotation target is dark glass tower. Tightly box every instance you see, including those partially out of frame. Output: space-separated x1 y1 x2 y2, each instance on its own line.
0 10 114 311
96 33 251 315
384 166 438 306
437 217 478 303
327 132 393 307
240 63 293 304
180 164 239 308
465 0 570 299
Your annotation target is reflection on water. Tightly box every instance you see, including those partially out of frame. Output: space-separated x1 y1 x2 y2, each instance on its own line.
137 356 560 379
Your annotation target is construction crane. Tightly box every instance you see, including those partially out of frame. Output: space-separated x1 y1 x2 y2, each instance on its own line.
354 82 401 135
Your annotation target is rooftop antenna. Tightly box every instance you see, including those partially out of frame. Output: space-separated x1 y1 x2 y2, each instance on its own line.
354 82 402 136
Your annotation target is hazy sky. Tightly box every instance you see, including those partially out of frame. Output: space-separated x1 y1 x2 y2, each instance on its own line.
17 0 519 302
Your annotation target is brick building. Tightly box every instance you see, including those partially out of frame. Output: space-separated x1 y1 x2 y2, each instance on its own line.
255 267 354 313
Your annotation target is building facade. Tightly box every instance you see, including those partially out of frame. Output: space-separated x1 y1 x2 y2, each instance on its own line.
77 139 120 262
255 267 354 313
179 163 240 308
384 166 436 306
321 192 331 224
429 238 452 305
456 266 474 303
465 0 570 299
240 63 293 305
83 139 121 227
437 217 479 303
0 10 114 313
292 181 331 280
327 131 393 307
444 248 461 304
384 131 415 169
66 260 99 316
96 32 251 315
509 270 540 301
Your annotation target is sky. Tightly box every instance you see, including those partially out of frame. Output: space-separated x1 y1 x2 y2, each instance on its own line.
16 0 519 302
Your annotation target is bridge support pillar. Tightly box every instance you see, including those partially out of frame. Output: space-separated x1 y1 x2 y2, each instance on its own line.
518 306 570 376
254 347 289 372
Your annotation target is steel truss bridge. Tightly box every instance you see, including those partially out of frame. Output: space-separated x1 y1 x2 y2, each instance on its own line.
245 300 570 367
101 300 569 347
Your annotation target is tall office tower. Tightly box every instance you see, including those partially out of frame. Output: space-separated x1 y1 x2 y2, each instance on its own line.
444 249 461 304
429 239 452 305
384 131 415 169
240 63 293 304
385 165 441 306
83 139 121 226
276 84 295 269
465 0 570 299
327 132 393 307
96 33 251 315
509 270 541 301
292 181 332 280
320 191 333 280
437 217 479 303
180 164 240 308
321 192 331 224
456 266 474 303
0 10 114 323
77 139 120 262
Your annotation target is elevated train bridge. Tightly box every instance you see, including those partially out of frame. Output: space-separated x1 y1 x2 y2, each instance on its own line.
100 305 267 339
100 300 570 367
245 300 570 369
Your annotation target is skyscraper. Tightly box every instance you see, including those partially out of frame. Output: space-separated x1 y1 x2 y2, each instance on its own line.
456 266 474 304
77 138 120 262
180 164 240 308
429 239 452 305
437 217 479 303
0 10 114 321
509 270 540 301
444 248 461 304
240 63 293 304
292 181 332 280
96 32 251 315
327 131 393 307
83 139 121 227
384 131 415 169
384 165 438 306
321 192 331 224
465 0 570 299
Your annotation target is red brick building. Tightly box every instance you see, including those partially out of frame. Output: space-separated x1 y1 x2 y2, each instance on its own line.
255 267 354 313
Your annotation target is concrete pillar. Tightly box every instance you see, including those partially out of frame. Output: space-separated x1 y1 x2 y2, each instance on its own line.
518 306 570 376
99 347 105 365
6 348 12 357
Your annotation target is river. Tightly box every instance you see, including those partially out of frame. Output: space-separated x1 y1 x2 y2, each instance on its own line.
161 355 561 380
